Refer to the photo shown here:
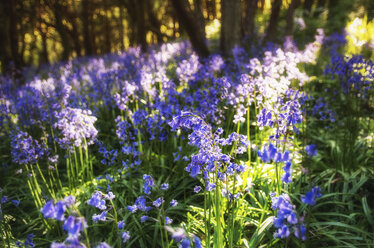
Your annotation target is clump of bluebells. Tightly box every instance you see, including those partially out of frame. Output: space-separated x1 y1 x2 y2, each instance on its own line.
257 143 292 184
169 111 249 193
270 187 322 241
127 174 176 226
165 226 203 248
301 186 322 206
87 191 130 244
325 55 374 99
41 196 89 247
16 234 35 248
10 130 46 165
1 30 364 247
271 193 302 239
54 107 98 150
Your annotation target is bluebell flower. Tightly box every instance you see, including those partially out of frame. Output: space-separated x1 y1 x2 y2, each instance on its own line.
95 242 111 248
206 182 216 192
294 224 307 241
305 144 317 157
165 216 173 224
106 192 115 200
92 211 107 223
274 225 290 238
135 196 148 211
170 199 178 207
50 242 68 248
194 186 202 193
121 231 130 243
141 215 149 223
161 183 169 190
55 201 67 221
41 200 67 221
1 196 8 204
54 107 98 149
63 216 87 245
11 130 46 165
301 186 322 206
180 238 190 248
118 220 125 229
194 237 202 248
127 205 137 213
63 196 75 207
271 193 300 240
87 192 107 210
143 174 155 195
165 226 186 242
281 162 292 184
153 197 164 208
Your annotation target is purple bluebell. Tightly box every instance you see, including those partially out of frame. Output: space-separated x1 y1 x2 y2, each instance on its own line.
153 197 164 208
194 186 202 193
161 183 169 190
121 231 130 243
11 130 46 165
305 144 317 157
54 107 98 149
87 192 107 210
301 186 322 206
141 215 149 223
143 174 155 195
118 220 125 229
92 211 107 223
165 216 173 225
170 199 178 207
95 242 111 248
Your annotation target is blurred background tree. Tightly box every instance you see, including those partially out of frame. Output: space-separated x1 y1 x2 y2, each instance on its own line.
0 0 372 74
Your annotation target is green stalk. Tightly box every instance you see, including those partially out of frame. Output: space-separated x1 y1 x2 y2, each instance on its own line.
214 171 222 248
25 164 51 229
73 148 80 181
135 101 143 153
35 162 55 198
49 126 63 190
204 189 208 246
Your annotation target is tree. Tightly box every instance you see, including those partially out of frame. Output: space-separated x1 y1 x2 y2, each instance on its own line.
220 0 241 56
171 0 209 58
265 0 282 42
326 0 353 34
303 0 314 15
82 0 95 55
0 1 12 73
285 0 300 36
242 0 258 40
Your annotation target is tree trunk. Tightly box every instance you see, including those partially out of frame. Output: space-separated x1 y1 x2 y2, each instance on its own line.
194 0 206 37
285 0 300 36
264 0 282 42
0 1 11 73
326 0 353 35
104 1 112 53
313 0 325 18
259 0 265 13
206 0 216 20
9 0 22 69
135 0 147 52
53 1 72 61
242 0 258 40
303 0 314 14
171 0 209 57
220 0 241 56
82 0 94 55
119 5 125 50
367 0 374 22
